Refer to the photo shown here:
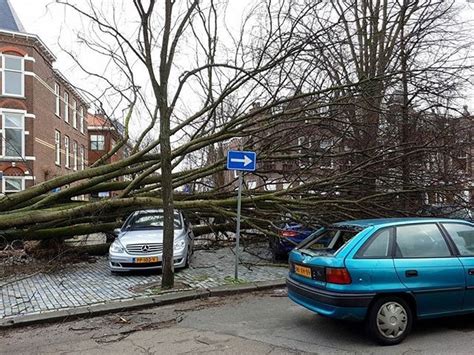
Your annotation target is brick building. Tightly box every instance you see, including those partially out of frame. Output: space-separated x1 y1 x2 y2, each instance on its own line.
0 0 88 194
220 98 474 206
87 111 128 197
87 111 126 166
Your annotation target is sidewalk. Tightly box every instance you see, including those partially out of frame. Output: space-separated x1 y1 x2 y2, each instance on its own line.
0 247 288 325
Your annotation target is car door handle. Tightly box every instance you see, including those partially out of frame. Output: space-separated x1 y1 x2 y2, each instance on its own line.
468 269 474 276
405 270 418 277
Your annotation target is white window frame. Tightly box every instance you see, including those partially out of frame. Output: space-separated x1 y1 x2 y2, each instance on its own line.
247 180 257 189
2 54 24 97
64 92 69 123
55 130 61 165
2 176 25 193
73 141 78 171
64 135 70 168
297 137 305 167
90 134 105 151
265 182 277 191
1 111 25 158
458 149 467 159
320 138 334 169
72 100 77 129
297 137 304 150
80 145 85 170
55 83 60 116
79 107 84 134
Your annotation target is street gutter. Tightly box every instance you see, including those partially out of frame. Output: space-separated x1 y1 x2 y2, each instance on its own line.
0 279 285 329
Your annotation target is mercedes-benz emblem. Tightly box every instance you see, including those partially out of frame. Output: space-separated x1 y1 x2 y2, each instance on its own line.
141 245 150 252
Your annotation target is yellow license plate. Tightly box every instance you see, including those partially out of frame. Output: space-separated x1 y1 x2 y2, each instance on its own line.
135 257 159 263
295 264 312 278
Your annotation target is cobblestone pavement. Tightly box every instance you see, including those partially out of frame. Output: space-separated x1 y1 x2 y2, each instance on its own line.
0 247 288 320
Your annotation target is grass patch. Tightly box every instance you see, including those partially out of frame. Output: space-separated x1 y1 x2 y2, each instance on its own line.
193 274 209 282
223 276 247 285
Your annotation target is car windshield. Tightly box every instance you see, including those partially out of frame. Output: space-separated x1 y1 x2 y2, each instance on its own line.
127 212 182 230
297 227 359 255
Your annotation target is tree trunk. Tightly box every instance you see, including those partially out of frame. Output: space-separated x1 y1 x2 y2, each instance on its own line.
160 117 175 289
160 0 175 290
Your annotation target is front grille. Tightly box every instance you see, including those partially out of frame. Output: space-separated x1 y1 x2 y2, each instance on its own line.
126 243 163 255
120 262 162 268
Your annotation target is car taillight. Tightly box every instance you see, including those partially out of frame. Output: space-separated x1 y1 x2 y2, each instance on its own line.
280 230 298 238
325 267 352 284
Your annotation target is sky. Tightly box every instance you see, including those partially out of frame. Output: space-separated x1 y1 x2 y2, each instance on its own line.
7 0 474 115
8 0 256 119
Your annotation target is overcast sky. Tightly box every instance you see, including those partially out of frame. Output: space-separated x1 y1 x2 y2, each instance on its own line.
8 0 474 113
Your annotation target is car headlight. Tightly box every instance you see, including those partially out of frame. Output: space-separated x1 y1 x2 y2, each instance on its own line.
173 238 186 252
110 240 125 253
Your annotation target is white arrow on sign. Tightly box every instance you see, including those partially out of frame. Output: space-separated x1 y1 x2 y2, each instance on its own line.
230 155 253 167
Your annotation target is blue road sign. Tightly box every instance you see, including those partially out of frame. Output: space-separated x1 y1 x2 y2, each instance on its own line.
226 150 256 172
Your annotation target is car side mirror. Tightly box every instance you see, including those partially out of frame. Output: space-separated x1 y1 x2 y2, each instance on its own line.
113 228 121 236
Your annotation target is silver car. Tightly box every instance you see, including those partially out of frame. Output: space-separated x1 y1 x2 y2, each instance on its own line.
109 209 194 273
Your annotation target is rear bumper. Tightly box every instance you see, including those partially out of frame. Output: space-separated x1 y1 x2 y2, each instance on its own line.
286 277 374 320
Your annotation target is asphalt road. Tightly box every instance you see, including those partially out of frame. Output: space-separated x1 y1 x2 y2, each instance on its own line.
1 289 474 354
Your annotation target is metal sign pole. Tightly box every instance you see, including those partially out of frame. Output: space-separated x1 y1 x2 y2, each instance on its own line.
235 170 243 280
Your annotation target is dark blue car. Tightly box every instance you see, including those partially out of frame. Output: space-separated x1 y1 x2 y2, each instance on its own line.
270 223 316 261
287 218 474 345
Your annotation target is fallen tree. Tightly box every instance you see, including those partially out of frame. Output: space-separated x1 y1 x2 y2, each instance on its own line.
1 0 472 290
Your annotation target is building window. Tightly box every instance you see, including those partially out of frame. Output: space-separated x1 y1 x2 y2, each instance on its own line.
265 182 277 191
297 137 304 151
320 138 334 169
64 92 69 123
90 134 105 151
72 100 77 129
2 112 24 158
2 55 24 97
247 181 257 189
64 136 70 168
55 130 61 165
79 107 84 133
73 141 78 171
55 83 60 116
297 137 305 167
80 145 85 170
3 177 24 193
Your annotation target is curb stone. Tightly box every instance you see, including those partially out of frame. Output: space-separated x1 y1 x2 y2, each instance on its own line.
0 279 286 329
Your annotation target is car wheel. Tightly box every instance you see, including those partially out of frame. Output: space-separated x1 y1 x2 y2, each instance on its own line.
367 296 412 345
269 237 287 262
271 249 287 263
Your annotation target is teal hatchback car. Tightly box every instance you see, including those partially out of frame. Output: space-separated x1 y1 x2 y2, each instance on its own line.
287 218 474 345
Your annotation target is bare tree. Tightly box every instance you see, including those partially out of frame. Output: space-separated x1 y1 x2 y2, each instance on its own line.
0 0 472 289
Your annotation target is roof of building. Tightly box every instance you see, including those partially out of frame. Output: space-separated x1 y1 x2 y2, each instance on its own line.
0 0 56 62
53 69 89 106
0 0 25 32
87 112 125 136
